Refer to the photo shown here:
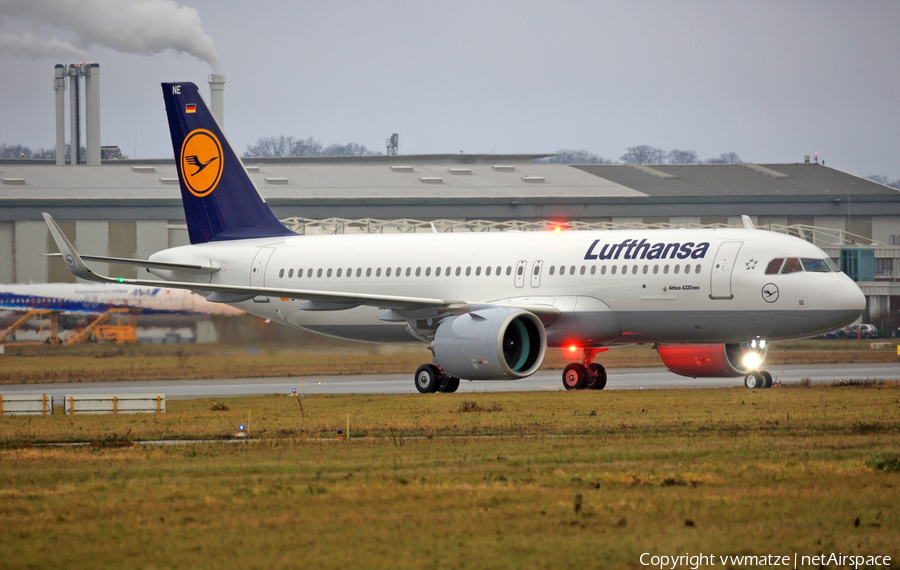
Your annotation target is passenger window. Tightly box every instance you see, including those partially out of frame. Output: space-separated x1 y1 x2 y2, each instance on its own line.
653 265 659 275
506 266 512 276
674 265 680 274
297 268 302 278
447 267 452 277
517 266 523 276
426 267 431 277
308 269 314 278
476 267 482 276
590 266 596 275
601 266 607 275
465 267 471 276
327 268 333 278
336 268 342 278
376 268 382 277
642 265 648 274
347 268 352 278
416 267 422 277
317 268 323 278
765 258 784 275
549 266 556 276
406 268 412 277
632 265 638 275
621 265 627 274
366 268 372 277
356 268 361 277
580 266 585 275
386 267 392 277
486 266 492 276
279 269 284 278
570 266 576 275
456 267 462 276
663 265 669 274
533 266 540 276
684 264 691 274
781 258 802 274
436 267 442 277
611 265 617 275
496 266 501 275
288 269 294 278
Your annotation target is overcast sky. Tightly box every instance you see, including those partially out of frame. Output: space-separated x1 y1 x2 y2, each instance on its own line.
2 0 898 179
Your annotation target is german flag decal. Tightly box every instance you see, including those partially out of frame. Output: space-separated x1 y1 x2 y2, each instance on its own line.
185 104 196 113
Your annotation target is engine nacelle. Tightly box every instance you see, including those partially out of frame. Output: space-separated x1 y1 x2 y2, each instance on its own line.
657 343 768 378
433 308 546 380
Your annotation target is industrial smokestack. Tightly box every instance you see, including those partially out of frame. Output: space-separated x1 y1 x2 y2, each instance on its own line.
208 74 225 127
54 64 66 166
84 63 100 166
68 63 80 165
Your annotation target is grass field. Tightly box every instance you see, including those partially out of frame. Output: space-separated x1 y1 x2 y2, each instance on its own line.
1 384 898 568
1 338 897 385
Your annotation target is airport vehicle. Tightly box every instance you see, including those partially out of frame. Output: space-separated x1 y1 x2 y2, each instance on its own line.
43 82 866 392
837 323 878 339
0 283 244 316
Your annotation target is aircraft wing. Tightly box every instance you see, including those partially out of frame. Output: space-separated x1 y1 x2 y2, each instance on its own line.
43 213 449 311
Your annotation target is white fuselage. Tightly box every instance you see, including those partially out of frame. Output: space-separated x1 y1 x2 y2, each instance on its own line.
147 227 864 346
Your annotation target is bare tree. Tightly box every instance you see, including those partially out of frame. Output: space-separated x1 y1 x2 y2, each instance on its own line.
245 136 378 157
705 152 741 164
534 149 613 164
620 145 666 164
666 149 699 164
0 143 33 158
867 174 900 190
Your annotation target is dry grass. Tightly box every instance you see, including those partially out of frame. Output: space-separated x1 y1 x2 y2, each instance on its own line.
0 385 898 568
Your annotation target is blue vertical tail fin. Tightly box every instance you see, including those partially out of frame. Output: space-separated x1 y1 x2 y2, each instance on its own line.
162 82 295 244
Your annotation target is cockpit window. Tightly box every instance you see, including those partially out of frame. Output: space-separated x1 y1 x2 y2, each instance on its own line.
781 258 803 274
801 258 832 273
766 257 836 275
765 258 784 275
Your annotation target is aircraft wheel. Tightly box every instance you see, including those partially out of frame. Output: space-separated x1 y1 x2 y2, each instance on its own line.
744 372 763 389
563 363 588 390
761 371 773 388
438 375 460 393
415 364 440 393
587 363 607 390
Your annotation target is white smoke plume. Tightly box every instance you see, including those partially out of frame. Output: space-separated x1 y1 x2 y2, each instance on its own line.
0 0 220 69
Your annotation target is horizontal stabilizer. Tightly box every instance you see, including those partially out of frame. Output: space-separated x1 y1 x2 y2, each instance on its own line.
44 252 219 273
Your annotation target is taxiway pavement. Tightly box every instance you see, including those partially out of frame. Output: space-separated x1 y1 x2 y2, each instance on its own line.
1 363 897 401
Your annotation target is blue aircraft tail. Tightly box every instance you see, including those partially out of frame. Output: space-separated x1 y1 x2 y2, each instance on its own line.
162 82 295 244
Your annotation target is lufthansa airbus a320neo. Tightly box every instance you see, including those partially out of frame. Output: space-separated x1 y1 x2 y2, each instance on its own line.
44 82 865 393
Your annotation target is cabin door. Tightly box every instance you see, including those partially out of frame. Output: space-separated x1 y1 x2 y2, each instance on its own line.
709 242 742 299
250 247 276 288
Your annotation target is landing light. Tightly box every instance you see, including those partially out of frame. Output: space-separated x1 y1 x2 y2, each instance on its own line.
742 352 762 370
568 345 577 352
555 227 562 233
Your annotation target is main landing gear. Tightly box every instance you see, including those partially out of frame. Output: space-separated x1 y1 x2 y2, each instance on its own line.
562 348 608 390
744 370 773 389
414 363 460 394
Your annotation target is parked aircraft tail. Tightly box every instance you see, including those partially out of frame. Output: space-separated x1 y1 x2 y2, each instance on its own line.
161 82 294 244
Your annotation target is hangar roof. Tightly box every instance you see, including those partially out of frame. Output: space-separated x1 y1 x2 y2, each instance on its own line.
1 155 897 222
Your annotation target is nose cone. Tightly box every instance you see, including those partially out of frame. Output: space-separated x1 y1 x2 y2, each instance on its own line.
825 277 866 314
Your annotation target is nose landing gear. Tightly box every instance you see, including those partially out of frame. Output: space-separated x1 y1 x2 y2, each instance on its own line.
562 348 608 390
744 370 773 389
